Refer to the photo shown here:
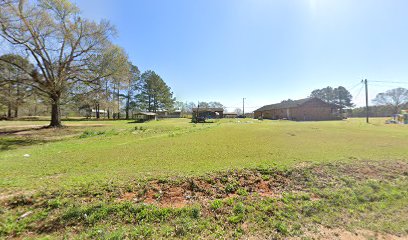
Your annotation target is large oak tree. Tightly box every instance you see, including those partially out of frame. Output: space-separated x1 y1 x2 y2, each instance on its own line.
0 0 126 127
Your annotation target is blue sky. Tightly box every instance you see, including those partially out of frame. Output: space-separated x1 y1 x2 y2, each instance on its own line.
74 0 408 111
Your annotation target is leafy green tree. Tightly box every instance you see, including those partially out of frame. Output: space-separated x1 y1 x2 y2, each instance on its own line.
0 54 34 118
333 86 353 109
136 70 174 112
198 102 210 108
208 101 225 109
0 0 126 127
310 87 336 103
123 64 140 119
310 86 354 110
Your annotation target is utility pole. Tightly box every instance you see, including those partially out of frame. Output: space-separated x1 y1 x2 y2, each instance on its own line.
363 79 369 123
242 98 246 117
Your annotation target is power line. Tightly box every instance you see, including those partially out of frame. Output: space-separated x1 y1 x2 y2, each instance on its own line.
369 83 405 89
370 80 408 84
354 85 365 99
348 81 363 91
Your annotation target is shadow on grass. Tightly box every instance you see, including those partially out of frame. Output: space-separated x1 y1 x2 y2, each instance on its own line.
190 121 216 124
0 126 48 136
127 120 145 124
0 138 49 151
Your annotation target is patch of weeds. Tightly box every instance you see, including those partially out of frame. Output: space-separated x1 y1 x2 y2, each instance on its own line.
174 218 195 237
134 126 147 131
233 226 245 237
210 199 224 211
233 202 245 215
237 188 249 196
228 214 244 224
219 175 229 184
190 206 201 219
130 225 153 238
79 130 105 138
204 176 215 185
8 195 34 207
156 178 168 184
153 192 162 200
188 180 200 191
275 222 289 235
47 199 63 209
79 129 118 138
224 198 235 206
225 181 238 194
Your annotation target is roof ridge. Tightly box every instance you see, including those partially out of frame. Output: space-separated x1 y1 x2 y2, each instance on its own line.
254 97 317 112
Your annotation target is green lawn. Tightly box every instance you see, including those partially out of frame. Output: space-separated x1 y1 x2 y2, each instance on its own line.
0 118 407 239
0 118 407 191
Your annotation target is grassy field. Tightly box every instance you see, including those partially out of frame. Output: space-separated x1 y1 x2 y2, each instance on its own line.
0 118 407 239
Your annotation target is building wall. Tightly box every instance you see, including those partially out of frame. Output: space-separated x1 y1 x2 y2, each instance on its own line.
193 111 223 119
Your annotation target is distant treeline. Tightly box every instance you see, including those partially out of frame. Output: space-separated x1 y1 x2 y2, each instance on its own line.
350 104 408 118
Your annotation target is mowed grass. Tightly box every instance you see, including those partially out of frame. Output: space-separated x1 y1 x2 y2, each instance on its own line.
1 118 408 239
0 118 407 191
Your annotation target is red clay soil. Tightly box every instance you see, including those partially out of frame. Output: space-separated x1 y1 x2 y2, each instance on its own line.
117 160 408 209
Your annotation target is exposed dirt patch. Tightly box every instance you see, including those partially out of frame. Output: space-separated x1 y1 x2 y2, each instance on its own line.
119 170 295 207
336 160 408 180
117 160 408 209
3 160 408 239
294 226 408 240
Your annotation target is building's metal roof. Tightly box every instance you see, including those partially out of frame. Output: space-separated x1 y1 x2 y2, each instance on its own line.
192 108 224 112
135 112 157 116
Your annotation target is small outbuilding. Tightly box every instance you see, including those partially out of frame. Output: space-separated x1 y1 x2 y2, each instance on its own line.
254 98 341 121
133 112 157 121
91 109 107 118
192 108 223 119
223 112 238 118
157 110 182 118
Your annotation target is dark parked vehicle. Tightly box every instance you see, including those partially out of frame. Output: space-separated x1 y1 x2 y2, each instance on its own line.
192 116 206 123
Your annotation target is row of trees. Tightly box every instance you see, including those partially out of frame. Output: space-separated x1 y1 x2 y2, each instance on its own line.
0 0 174 126
310 85 408 116
172 101 226 114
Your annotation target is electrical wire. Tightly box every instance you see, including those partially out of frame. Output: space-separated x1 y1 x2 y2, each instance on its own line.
370 80 408 84
354 85 365 99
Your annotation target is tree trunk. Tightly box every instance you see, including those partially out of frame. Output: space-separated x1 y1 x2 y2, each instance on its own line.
32 94 38 116
125 94 130 120
96 103 100 119
148 96 151 112
50 96 62 127
117 88 120 119
7 103 12 119
15 83 20 118
7 84 12 118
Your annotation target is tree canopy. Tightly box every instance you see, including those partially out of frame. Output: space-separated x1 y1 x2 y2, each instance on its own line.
0 54 34 118
0 0 128 126
136 70 174 112
310 86 354 109
372 88 408 114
